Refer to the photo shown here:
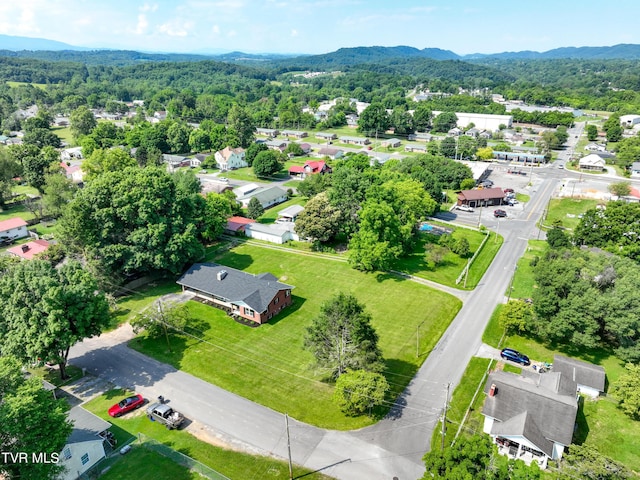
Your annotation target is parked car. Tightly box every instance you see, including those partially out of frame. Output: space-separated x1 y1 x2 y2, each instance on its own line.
494 209 507 218
506 199 519 206
479 180 494 188
147 403 185 430
503 188 514 193
558 164 564 169
108 394 145 417
500 348 531 366
216 177 229 183
456 204 474 212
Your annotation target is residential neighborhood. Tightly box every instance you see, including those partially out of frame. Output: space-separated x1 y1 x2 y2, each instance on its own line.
1 16 640 480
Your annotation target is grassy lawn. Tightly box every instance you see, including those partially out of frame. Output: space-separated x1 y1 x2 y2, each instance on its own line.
431 357 492 448
515 192 530 203
112 281 182 329
510 240 547 299
83 389 332 480
51 126 74 145
223 167 289 183
394 225 502 289
543 198 598 230
100 447 201 480
257 196 306 224
129 244 461 429
0 202 37 222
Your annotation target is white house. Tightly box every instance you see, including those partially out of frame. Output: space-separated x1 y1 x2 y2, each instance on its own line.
244 222 299 244
236 186 288 209
0 217 29 240
60 147 83 162
214 146 247 171
59 162 85 184
59 407 111 480
579 154 606 171
552 355 605 399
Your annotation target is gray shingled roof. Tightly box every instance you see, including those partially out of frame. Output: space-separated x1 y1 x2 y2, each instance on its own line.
67 406 111 444
482 370 577 446
237 186 287 205
177 263 294 313
489 411 554 457
553 355 605 393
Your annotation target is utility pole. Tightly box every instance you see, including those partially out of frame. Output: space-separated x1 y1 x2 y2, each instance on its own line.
285 414 293 480
157 299 172 353
441 383 450 450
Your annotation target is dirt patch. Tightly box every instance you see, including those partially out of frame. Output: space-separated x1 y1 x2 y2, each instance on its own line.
186 420 247 452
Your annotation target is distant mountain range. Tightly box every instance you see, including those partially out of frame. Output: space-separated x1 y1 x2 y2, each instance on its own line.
3 33 640 63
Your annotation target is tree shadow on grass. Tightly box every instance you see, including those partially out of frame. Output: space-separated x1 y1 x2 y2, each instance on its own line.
266 295 306 326
213 251 254 271
379 358 420 421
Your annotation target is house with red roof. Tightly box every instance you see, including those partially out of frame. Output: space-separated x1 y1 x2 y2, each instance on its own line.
288 160 332 178
60 162 85 184
224 216 256 235
0 217 29 241
7 239 51 260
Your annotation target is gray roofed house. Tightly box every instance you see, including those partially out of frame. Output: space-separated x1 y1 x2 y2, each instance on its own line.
552 354 605 398
482 368 580 468
236 186 288 209
276 204 305 223
59 406 112 480
631 162 640 178
177 263 294 324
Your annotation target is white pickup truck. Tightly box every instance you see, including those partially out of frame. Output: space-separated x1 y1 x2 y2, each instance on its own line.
146 403 185 430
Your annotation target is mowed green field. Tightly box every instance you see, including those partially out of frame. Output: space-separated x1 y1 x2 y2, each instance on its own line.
131 244 462 429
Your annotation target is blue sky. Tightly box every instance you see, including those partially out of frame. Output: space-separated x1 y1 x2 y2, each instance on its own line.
1 0 639 55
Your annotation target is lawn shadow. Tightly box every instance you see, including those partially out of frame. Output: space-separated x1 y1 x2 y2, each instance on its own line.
214 251 254 271
381 358 420 421
266 295 307 326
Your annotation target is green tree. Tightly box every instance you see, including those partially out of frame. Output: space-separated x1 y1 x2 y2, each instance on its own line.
460 178 476 190
42 173 76 218
612 363 640 419
413 103 432 131
609 181 631 197
22 128 61 149
227 104 255 148
22 150 54 192
297 172 331 198
131 301 190 340
253 150 283 178
546 226 571 248
244 142 268 167
476 146 494 161
59 166 205 279
357 102 390 136
82 148 137 181
422 434 540 480
390 106 414 135
189 128 211 153
0 260 111 379
202 192 233 241
558 444 633 480
586 124 598 141
432 111 458 133
332 370 389 416
348 201 403 271
70 105 97 141
439 136 457 158
0 149 21 207
294 192 341 243
0 356 72 480
304 293 384 379
166 122 192 154
247 197 264 219
499 300 533 335
284 142 304 156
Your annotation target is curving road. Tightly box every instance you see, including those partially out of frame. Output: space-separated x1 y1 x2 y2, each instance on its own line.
70 125 604 480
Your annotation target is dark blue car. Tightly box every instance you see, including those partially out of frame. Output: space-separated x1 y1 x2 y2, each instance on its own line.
500 348 530 366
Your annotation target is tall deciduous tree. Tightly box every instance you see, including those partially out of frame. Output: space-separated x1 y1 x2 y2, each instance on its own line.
0 356 72 480
586 124 598 141
304 293 384 379
82 148 137 181
253 150 283 178
59 166 205 280
432 111 458 133
0 149 21 207
0 261 111 379
227 104 255 148
612 363 640 419
42 173 76 218
357 102 390 137
70 105 97 141
294 192 341 243
202 192 233 241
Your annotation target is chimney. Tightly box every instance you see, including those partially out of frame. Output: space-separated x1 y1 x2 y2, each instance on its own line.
21 244 29 252
489 384 497 397
217 270 227 281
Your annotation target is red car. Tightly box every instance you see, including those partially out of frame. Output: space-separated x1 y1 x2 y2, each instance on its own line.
108 394 145 417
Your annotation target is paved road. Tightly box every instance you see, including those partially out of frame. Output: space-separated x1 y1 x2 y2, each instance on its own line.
69 124 611 480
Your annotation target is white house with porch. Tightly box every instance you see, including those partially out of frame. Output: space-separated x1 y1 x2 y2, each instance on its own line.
214 146 247 171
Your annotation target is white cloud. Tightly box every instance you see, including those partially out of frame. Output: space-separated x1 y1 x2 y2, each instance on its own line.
136 14 149 35
140 3 158 13
227 29 237 38
212 24 220 34
158 20 193 37
291 29 298 37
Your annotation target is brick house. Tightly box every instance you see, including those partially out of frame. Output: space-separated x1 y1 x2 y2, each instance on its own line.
177 263 294 324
